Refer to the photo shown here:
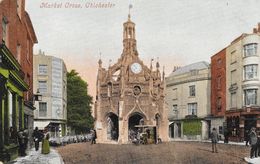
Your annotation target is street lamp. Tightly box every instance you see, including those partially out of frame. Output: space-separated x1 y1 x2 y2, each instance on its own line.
34 89 42 101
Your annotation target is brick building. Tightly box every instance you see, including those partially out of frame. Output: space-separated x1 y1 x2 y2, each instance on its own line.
0 0 37 161
209 48 226 138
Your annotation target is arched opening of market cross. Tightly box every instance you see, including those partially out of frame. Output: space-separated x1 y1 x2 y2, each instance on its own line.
106 112 119 141
128 112 145 141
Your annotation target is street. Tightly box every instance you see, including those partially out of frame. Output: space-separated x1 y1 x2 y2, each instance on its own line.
57 141 249 164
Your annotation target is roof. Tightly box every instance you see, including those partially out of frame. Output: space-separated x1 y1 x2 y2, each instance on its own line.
168 61 209 77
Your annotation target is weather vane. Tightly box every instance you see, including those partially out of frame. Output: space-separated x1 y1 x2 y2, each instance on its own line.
128 4 133 19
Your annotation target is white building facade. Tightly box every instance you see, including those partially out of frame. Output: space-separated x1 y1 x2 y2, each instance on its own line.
33 52 67 137
166 61 211 140
226 27 260 141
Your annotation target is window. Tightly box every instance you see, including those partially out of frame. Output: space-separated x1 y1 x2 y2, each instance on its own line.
244 43 257 57
188 103 197 115
172 88 177 100
16 43 21 63
231 50 236 63
190 69 198 76
2 17 8 43
217 59 222 68
244 64 258 80
231 70 237 85
244 89 257 105
189 85 195 97
26 38 30 61
217 76 221 89
219 126 223 134
8 91 13 128
231 93 237 108
38 81 47 93
173 105 177 111
217 97 222 111
16 0 22 18
38 64 48 75
39 102 47 117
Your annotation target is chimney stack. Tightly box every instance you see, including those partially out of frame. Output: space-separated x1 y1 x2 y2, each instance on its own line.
258 23 260 32
253 28 257 33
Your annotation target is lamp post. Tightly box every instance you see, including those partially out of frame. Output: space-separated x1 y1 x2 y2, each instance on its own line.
34 89 42 102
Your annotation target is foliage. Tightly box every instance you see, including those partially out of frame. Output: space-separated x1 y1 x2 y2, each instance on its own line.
183 119 202 136
67 70 94 134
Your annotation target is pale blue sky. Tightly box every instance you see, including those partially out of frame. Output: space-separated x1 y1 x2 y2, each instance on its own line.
26 0 260 97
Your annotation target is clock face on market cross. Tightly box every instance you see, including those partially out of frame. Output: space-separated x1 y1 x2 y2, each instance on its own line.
130 62 142 74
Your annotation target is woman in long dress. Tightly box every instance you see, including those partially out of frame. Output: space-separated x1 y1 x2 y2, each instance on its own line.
42 133 50 154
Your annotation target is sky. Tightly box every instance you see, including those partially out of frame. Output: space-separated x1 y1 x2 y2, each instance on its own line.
25 0 260 98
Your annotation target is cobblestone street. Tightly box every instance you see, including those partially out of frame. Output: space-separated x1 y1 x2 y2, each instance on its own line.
57 141 250 164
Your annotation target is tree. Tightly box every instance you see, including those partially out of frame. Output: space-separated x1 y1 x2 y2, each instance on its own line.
67 70 94 134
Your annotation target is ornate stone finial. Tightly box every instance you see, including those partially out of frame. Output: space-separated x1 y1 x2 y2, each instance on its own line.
156 57 160 69
128 4 133 21
150 58 154 70
109 59 112 67
98 52 102 67
163 66 165 79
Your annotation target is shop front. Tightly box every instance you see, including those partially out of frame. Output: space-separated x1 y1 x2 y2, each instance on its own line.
0 44 29 162
226 107 260 142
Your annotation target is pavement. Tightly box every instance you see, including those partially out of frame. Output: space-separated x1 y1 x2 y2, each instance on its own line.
171 138 260 164
9 146 64 164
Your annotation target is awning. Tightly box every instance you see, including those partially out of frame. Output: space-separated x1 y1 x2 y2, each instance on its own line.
169 121 174 125
34 121 50 130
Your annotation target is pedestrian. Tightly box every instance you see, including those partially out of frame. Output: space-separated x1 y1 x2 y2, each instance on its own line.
42 133 50 154
9 127 17 143
224 130 228 144
245 130 250 146
211 128 219 153
257 131 260 157
91 129 97 144
17 129 26 156
249 127 258 158
23 129 29 151
33 127 43 151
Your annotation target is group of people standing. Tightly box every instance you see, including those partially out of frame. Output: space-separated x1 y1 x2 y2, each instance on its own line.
32 127 50 154
15 127 50 157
